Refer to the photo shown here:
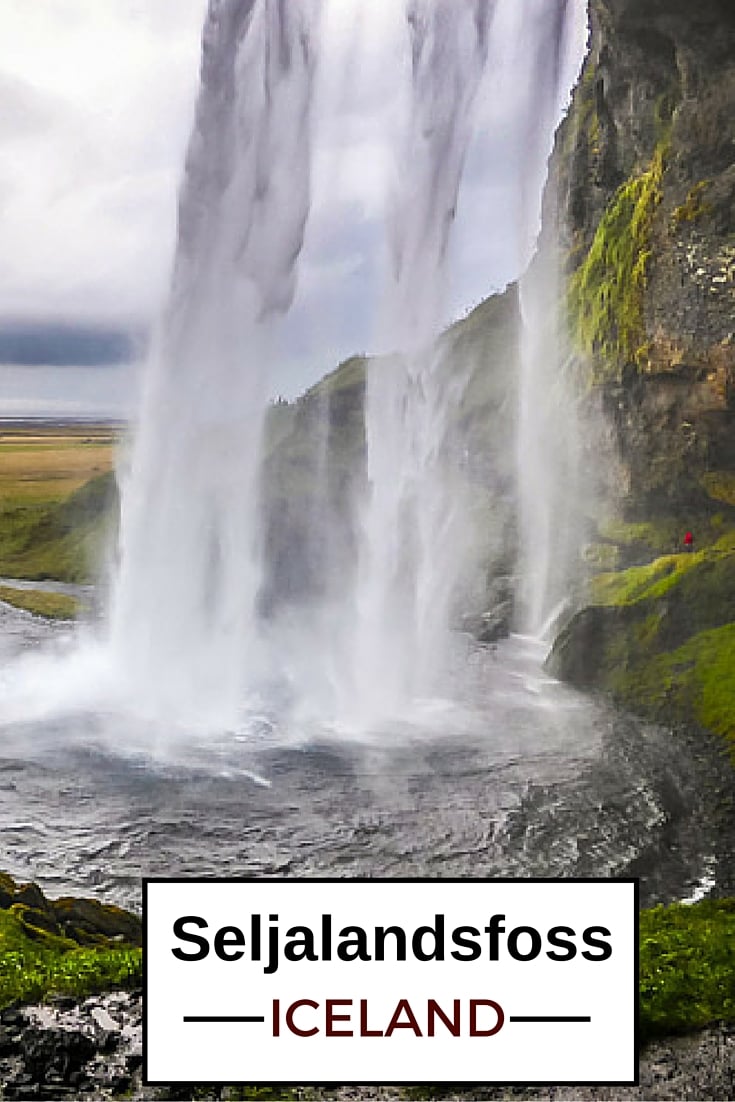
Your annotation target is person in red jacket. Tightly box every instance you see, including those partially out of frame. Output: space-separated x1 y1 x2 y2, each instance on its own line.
683 530 694 552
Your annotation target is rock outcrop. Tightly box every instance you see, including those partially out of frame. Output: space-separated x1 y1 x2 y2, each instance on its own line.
0 873 141 949
553 0 735 525
546 0 735 745
260 286 522 631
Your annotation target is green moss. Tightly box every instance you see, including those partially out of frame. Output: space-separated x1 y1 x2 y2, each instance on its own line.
560 59 599 161
640 898 735 1039
0 586 80 620
597 517 684 556
583 542 621 572
616 623 735 750
590 552 700 606
702 471 735 508
672 180 713 228
569 144 668 380
0 909 141 1009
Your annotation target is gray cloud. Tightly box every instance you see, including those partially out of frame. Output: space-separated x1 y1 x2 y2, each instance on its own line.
0 0 588 401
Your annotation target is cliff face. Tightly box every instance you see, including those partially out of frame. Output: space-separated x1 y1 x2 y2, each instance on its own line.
549 0 735 747
259 287 521 623
554 0 735 526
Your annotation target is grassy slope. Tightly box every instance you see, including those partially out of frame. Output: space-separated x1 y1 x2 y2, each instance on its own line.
0 429 118 589
0 908 140 1009
0 586 80 620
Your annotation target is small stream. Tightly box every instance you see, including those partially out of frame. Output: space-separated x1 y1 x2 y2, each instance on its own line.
0 602 732 913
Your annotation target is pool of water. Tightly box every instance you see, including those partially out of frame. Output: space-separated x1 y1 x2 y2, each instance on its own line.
0 601 731 912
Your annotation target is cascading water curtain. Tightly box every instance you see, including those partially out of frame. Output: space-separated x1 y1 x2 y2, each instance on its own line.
349 0 493 723
110 0 322 728
516 0 586 638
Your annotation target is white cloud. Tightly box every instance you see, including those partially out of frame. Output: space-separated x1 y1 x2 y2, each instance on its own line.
0 0 589 398
0 0 207 324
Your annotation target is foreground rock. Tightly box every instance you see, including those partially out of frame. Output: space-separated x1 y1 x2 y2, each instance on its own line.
0 995 732 1101
547 546 735 756
0 872 141 948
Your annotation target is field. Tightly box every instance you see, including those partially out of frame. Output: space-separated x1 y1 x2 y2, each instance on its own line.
0 426 116 505
0 425 120 615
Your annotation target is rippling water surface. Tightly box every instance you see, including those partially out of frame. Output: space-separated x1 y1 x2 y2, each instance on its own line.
0 602 731 912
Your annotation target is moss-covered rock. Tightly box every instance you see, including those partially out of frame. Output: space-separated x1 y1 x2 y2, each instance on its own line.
569 143 667 380
0 874 141 1010
549 544 735 754
640 897 735 1040
0 873 140 950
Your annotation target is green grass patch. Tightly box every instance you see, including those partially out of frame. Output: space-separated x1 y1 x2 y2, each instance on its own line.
0 586 80 620
590 552 703 606
615 623 735 750
702 471 735 508
569 143 668 380
0 471 118 583
0 909 141 1009
640 898 735 1039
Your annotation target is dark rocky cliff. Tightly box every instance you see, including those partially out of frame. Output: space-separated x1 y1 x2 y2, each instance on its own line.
259 286 521 624
549 0 735 751
554 0 735 528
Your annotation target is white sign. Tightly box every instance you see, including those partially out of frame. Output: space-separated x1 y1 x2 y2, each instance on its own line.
144 878 637 1086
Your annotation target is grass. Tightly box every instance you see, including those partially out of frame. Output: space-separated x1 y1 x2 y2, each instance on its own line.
0 428 119 583
0 888 731 1086
0 586 80 620
0 429 115 506
0 908 140 1009
0 470 118 583
405 898 735 1097
702 471 735 508
640 898 735 1039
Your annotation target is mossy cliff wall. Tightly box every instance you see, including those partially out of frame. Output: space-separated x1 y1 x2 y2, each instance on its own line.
553 0 735 523
548 1 735 745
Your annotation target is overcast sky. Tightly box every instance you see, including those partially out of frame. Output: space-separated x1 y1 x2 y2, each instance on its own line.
0 0 588 401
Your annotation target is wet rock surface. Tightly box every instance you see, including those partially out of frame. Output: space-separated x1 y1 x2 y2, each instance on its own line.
0 992 732 1100
0 872 141 948
0 994 141 1100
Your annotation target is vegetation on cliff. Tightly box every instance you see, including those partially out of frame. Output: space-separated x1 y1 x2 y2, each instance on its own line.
569 143 667 380
550 539 735 754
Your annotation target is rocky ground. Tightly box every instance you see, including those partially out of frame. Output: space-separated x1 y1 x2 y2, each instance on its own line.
0 994 732 1101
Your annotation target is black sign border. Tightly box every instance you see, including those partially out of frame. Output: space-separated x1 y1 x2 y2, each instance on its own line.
142 876 640 1088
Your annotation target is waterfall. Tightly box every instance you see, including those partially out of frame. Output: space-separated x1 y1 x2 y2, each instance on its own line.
344 0 493 723
89 0 586 733
109 0 322 727
516 0 586 637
